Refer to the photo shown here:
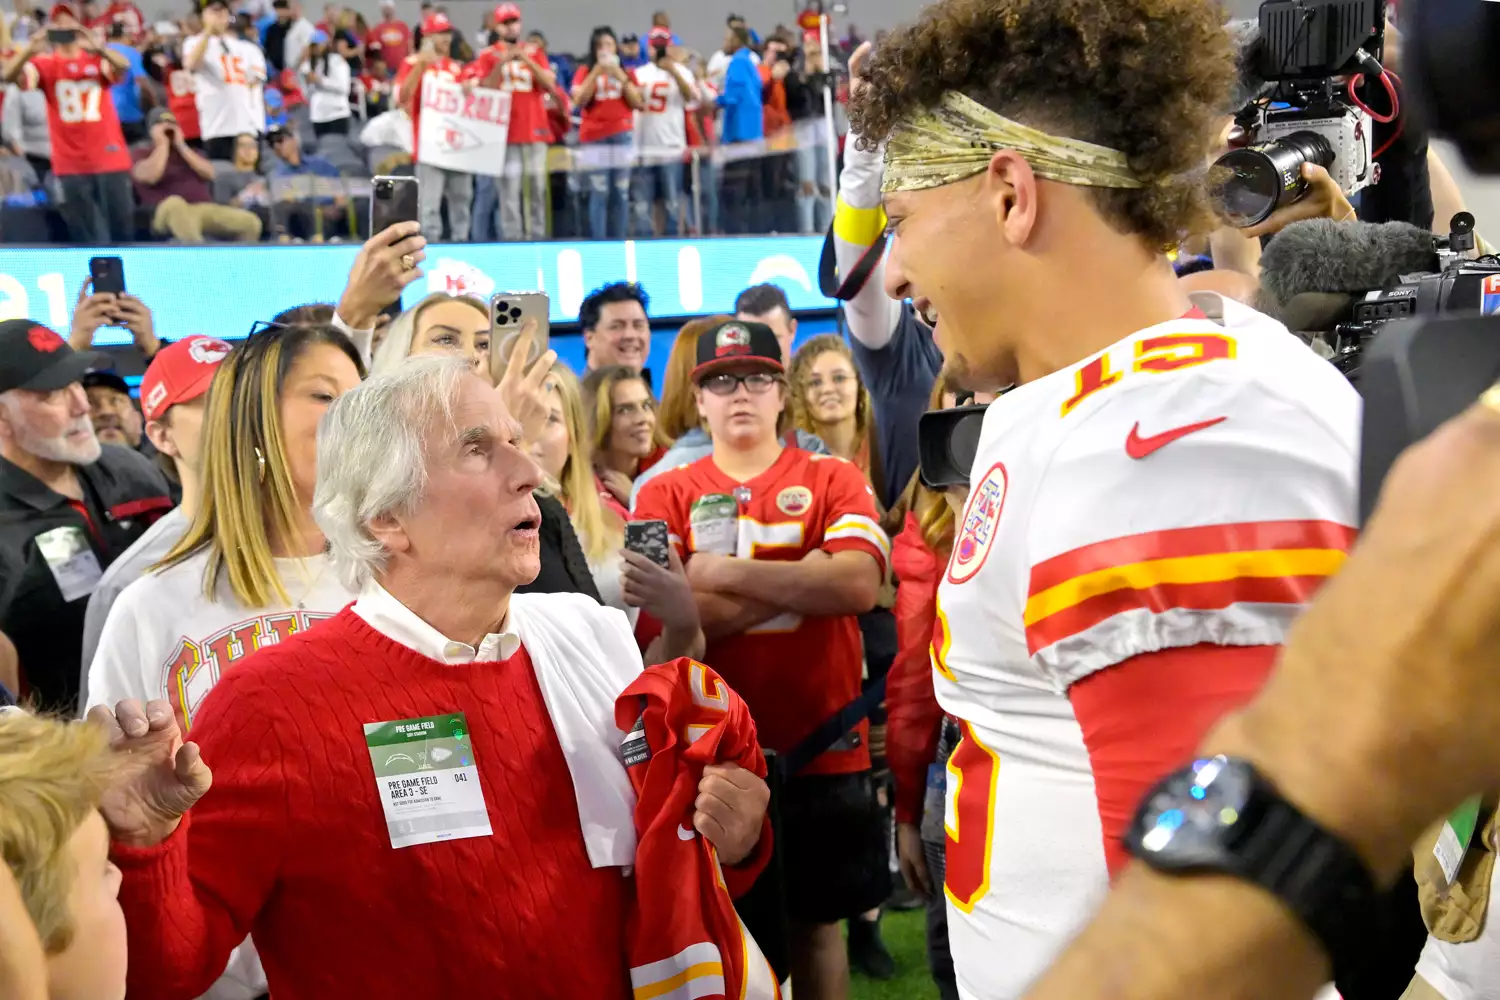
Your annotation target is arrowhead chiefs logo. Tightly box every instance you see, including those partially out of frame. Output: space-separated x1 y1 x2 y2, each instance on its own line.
27 326 63 353
427 258 495 299
438 117 484 154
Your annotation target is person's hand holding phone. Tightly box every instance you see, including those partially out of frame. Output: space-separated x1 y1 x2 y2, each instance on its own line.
494 321 557 445
620 544 700 635
113 294 160 357
335 221 426 330
69 278 117 349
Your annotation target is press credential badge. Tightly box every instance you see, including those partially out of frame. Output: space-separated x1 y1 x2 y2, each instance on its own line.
364 712 492 849
35 525 101 602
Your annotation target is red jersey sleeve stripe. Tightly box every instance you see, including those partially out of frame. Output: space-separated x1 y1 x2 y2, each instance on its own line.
1026 572 1335 655
1027 519 1355 596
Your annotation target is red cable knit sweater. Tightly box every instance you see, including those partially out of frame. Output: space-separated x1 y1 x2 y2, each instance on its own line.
112 607 633 1000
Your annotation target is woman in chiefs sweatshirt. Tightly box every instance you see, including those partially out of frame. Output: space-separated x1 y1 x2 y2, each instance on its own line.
84 324 366 1000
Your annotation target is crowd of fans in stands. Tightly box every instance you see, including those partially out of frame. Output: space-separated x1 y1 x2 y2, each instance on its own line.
0 0 859 244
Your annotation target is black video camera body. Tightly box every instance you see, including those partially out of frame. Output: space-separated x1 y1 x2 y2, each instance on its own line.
1330 214 1497 377
1214 0 1387 227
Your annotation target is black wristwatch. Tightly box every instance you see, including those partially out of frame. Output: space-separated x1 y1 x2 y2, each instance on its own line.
1124 755 1377 968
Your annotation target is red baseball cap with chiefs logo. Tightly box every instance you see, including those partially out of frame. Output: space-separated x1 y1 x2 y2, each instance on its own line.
421 11 453 34
493 3 520 23
140 335 232 422
0 319 105 393
693 319 783 381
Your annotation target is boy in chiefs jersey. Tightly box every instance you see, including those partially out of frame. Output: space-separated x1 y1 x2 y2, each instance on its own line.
465 3 555 241
634 319 891 1000
2 3 134 242
396 12 471 240
848 1 1361 997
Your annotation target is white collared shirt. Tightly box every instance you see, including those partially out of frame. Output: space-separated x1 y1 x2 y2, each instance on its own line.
353 582 521 664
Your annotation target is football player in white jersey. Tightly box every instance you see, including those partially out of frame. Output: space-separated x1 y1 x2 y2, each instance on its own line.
848 1 1362 997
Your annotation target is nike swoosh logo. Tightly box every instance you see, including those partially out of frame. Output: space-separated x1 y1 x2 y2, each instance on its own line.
1125 416 1227 459
677 824 696 841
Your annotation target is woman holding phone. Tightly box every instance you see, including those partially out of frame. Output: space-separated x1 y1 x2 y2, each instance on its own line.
370 292 492 381
531 363 703 661
570 26 643 240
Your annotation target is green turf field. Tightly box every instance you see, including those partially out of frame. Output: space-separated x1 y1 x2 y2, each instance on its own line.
848 908 940 1000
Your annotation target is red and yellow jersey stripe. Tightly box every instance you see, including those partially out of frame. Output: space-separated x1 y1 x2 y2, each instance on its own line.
1023 519 1356 656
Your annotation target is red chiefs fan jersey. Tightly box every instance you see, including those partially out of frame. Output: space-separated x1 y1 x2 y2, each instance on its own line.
27 51 129 175
634 447 890 775
614 658 779 1000
573 63 637 143
164 63 201 140
464 42 551 144
395 55 464 163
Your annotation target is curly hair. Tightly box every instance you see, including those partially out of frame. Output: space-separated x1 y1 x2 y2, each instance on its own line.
849 0 1235 246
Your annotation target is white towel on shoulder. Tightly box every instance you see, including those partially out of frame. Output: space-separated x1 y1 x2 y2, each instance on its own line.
509 592 643 869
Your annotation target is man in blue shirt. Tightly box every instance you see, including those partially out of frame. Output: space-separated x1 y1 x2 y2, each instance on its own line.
716 24 764 233
107 20 151 144
267 124 345 240
717 24 762 144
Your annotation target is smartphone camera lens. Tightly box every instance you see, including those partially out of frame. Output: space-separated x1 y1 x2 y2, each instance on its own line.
508 307 522 320
375 180 393 198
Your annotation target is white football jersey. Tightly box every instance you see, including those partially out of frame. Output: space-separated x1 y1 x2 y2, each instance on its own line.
934 294 1361 999
633 62 695 156
188 34 267 140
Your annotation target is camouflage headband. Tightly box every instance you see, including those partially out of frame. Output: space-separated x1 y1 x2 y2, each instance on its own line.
882 92 1144 193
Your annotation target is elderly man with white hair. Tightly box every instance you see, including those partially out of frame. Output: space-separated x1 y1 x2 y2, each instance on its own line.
88 356 772 1000
0 319 171 711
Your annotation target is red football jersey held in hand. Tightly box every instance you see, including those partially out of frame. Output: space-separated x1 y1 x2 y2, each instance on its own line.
634 448 890 775
614 657 779 1000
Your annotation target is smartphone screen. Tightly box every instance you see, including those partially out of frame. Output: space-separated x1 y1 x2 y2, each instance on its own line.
624 520 671 569
488 292 551 379
89 256 126 295
369 175 420 235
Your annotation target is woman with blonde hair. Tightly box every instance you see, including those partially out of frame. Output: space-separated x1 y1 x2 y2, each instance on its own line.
370 292 492 380
531 364 703 661
788 333 885 503
630 314 829 506
581 364 668 508
82 324 365 1000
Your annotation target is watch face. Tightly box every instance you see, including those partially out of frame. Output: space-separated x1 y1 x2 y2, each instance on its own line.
1129 756 1255 869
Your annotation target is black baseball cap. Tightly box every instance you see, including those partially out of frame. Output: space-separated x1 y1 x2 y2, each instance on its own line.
693 319 783 381
81 370 130 396
0 320 106 393
620 32 639 44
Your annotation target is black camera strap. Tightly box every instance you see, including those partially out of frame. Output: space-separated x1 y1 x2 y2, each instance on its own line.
818 222 888 301
777 674 887 779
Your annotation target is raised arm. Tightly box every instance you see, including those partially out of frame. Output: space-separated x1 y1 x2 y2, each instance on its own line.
835 42 903 350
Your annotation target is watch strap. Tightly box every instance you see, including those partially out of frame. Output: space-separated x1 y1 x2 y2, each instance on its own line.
1233 787 1377 966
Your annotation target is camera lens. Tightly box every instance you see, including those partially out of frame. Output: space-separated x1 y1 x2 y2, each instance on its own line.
375 180 393 198
1211 130 1335 228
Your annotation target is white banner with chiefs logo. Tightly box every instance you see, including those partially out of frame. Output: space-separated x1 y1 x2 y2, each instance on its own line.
417 76 512 174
